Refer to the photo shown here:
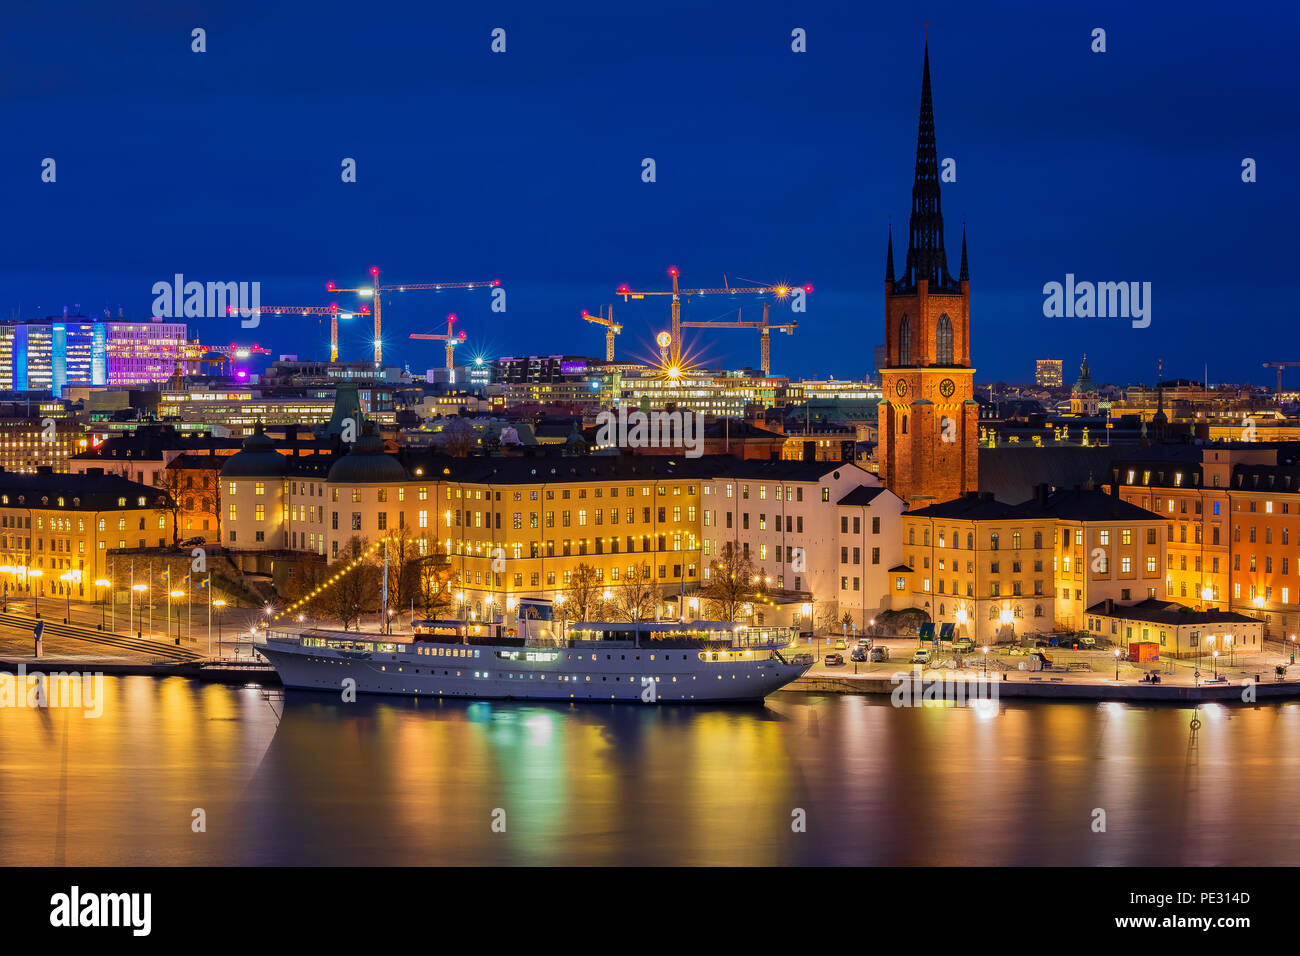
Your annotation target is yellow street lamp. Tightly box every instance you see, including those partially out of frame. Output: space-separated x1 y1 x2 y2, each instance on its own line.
169 588 185 644
28 568 43 617
94 577 112 629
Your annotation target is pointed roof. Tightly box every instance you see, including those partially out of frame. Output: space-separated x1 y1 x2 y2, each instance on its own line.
894 43 960 295
885 226 895 283
1073 354 1097 395
959 225 969 282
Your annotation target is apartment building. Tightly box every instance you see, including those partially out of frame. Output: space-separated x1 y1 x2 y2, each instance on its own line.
218 427 900 624
222 429 711 620
0 467 173 599
701 460 904 624
901 485 1166 643
1112 444 1300 639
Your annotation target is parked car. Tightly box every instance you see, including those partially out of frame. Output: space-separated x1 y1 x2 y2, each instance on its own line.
824 653 845 666
180 536 206 547
1079 636 1097 648
911 648 931 664
953 638 975 654
834 639 847 650
869 646 890 662
850 646 867 662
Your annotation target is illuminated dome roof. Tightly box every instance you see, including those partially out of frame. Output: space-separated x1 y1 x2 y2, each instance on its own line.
1072 355 1097 395
220 422 288 477
326 428 407 484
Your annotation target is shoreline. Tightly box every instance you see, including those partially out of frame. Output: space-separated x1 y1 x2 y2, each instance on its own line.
0 657 280 685
785 671 1300 702
3 656 1297 702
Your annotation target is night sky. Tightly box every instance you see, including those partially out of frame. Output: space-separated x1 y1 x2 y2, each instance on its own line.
3 0 1296 387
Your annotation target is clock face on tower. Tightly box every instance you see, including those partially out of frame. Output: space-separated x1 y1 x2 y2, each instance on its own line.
895 380 908 398
939 378 956 399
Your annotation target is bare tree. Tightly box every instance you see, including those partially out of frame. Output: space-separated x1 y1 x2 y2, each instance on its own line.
416 537 454 620
565 563 605 622
613 564 661 623
281 554 327 608
381 525 428 622
701 542 757 621
155 464 185 546
324 536 379 631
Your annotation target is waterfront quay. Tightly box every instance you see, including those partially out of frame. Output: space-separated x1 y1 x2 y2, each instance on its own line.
3 603 1299 703
788 635 1300 702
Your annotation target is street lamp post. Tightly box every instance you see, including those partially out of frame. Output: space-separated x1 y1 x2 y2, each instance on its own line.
212 599 226 657
169 589 185 644
94 578 111 630
131 583 147 638
28 568 43 617
1213 649 1220 682
59 570 78 622
1113 647 1121 681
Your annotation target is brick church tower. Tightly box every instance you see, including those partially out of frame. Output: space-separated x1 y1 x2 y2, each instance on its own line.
877 44 978 509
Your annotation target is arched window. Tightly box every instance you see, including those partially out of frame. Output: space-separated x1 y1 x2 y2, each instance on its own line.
936 314 953 364
966 532 973 550
990 532 1000 551
899 315 912 365
1034 604 1044 618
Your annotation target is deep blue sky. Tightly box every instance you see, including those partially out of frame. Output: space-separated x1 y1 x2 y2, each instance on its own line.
3 0 1296 387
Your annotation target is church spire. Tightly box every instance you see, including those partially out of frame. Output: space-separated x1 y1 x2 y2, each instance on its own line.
896 42 959 294
959 224 968 282
885 226 895 282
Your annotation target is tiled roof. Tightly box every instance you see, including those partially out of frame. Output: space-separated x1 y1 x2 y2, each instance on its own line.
1084 597 1257 627
0 468 172 511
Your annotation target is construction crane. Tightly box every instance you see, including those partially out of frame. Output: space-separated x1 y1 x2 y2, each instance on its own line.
228 304 370 363
191 342 272 360
616 268 811 363
580 305 622 361
409 314 468 372
681 302 796 377
1263 362 1300 403
328 268 499 366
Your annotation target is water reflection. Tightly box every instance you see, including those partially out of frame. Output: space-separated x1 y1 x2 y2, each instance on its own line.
2 677 1299 865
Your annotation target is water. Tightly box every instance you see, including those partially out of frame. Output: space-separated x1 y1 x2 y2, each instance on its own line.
3 676 1299 865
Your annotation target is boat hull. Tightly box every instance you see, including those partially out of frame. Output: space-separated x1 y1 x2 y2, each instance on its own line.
257 638 810 703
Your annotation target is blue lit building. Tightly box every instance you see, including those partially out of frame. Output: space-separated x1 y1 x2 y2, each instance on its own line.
2 318 109 395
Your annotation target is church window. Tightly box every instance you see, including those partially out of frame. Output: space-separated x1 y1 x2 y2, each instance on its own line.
936 314 953 364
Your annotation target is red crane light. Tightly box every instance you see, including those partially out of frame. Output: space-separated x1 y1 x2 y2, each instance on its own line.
326 281 336 291
668 267 678 277
617 285 629 294
804 284 814 293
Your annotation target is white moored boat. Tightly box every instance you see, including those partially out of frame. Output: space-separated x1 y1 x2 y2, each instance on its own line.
255 619 812 703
